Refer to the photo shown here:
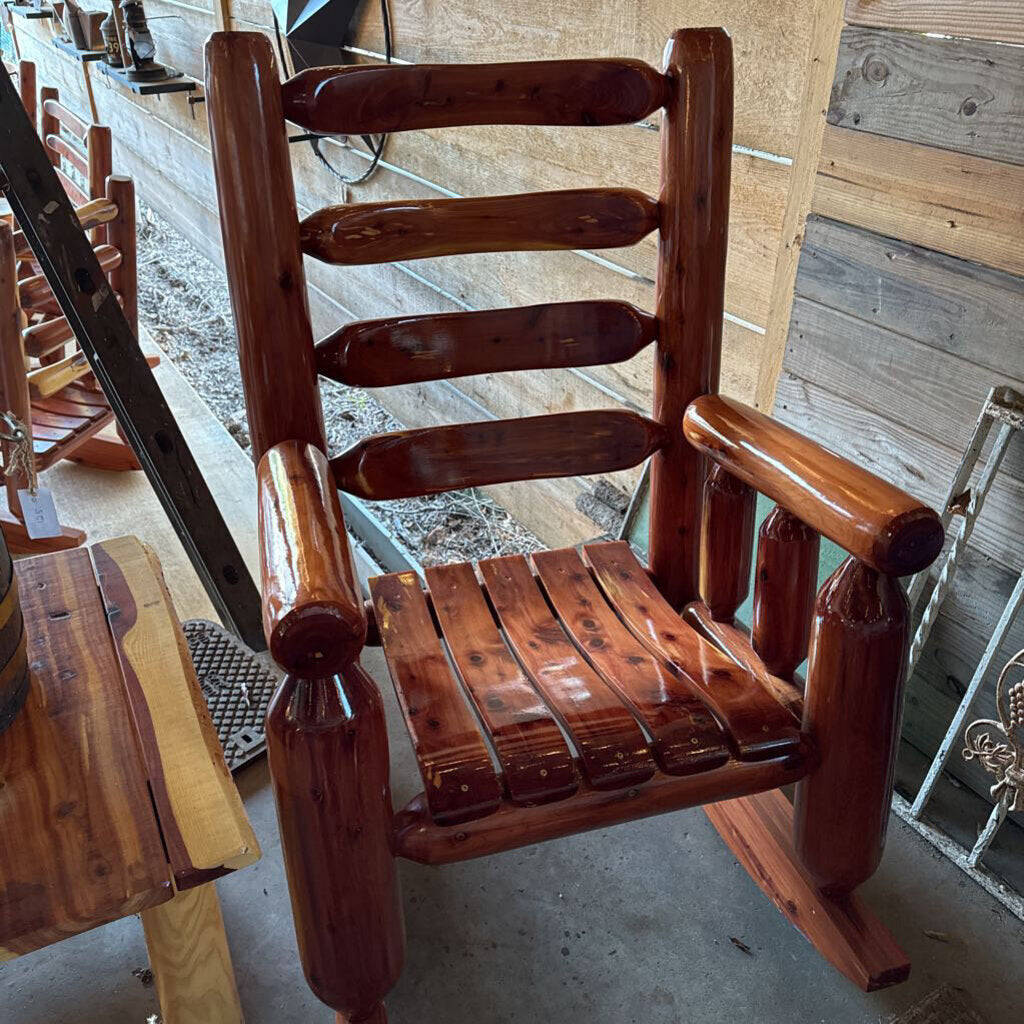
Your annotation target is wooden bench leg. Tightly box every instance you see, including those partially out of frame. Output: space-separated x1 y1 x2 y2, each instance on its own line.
141 882 244 1024
267 663 404 1022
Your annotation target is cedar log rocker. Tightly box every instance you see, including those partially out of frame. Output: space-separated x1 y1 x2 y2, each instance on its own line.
205 29 945 1020
0 69 146 554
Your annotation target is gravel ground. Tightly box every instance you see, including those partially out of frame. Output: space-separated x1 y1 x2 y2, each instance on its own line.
136 204 544 567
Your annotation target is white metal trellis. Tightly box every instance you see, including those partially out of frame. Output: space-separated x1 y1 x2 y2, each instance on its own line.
901 385 1024 919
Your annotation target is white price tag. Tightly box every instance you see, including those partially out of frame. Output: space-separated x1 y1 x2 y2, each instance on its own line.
17 488 61 539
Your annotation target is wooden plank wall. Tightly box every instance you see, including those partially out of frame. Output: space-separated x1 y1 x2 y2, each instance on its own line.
777 1 1024 815
11 2 822 546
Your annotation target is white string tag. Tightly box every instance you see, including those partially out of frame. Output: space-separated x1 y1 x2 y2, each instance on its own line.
17 487 61 539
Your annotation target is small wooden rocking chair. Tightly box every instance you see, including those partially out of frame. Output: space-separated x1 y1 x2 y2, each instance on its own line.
205 29 945 1021
0 70 144 553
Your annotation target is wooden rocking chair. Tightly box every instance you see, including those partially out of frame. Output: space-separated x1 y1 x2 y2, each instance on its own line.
205 29 945 1021
0 76 145 553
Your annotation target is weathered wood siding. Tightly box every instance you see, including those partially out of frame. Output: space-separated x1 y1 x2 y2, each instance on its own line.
778 2 1024 814
10 2 820 545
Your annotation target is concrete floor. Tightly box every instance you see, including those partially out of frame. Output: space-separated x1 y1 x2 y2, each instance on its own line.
3 344 1024 1023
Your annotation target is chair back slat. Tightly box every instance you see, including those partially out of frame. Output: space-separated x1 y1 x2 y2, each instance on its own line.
330 411 665 501
300 189 658 265
316 300 656 387
45 133 87 177
42 96 87 141
54 167 88 206
282 59 668 136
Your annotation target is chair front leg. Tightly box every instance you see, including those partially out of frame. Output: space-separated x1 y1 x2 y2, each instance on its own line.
266 663 405 1021
794 557 910 896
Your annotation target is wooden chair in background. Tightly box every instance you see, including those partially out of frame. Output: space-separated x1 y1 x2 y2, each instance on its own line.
206 29 945 1021
0 70 147 553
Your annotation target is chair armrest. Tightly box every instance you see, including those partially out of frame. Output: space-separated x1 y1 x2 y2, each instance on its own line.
683 395 943 576
257 441 367 675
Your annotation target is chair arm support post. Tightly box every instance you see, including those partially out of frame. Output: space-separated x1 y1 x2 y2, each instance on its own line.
794 557 910 895
257 441 367 676
683 395 943 576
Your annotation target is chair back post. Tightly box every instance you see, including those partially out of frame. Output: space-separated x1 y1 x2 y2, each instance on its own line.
86 125 112 243
17 60 35 129
38 86 60 168
649 28 732 608
105 175 137 338
0 223 32 519
204 31 325 461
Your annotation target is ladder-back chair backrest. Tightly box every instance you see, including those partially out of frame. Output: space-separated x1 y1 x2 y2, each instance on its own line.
205 29 732 607
38 88 112 228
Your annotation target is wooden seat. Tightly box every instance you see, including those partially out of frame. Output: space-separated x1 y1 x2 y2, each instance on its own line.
371 541 806 826
205 28 946 1021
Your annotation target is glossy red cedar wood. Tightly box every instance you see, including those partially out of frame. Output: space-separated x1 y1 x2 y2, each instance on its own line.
683 395 944 576
706 790 910 991
700 463 755 621
19 245 121 308
257 441 366 676
315 301 656 388
648 28 732 608
330 410 665 501
205 31 325 458
479 555 656 790
532 547 730 775
752 505 819 679
0 224 31 516
394 745 813 865
794 558 910 895
266 666 404 1019
425 562 578 805
281 58 668 135
584 541 799 760
369 570 503 824
299 189 658 265
105 176 137 337
682 601 803 719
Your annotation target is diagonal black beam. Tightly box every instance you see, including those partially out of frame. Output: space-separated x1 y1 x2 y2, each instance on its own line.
0 64 265 650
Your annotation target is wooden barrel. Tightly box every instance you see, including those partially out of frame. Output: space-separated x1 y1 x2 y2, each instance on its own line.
0 530 28 736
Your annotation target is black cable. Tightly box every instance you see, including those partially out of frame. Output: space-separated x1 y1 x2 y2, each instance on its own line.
274 0 393 189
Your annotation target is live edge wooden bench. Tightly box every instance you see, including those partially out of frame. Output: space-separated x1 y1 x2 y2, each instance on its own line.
0 536 259 1022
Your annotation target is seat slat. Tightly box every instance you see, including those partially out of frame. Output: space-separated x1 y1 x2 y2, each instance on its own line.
57 384 109 409
426 562 578 805
282 59 667 135
369 571 502 825
532 547 731 776
584 542 801 761
33 395 106 420
31 408 91 431
29 421 75 443
300 189 658 265
479 555 656 790
316 300 656 388
331 410 664 501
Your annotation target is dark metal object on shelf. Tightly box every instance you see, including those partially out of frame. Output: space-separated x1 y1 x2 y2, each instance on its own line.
97 59 194 94
118 0 166 81
0 61 264 650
